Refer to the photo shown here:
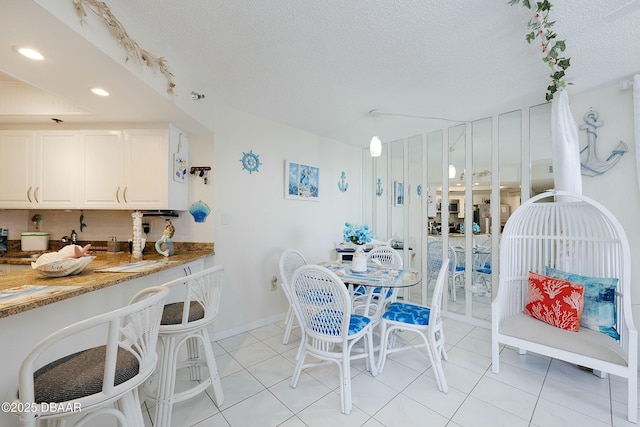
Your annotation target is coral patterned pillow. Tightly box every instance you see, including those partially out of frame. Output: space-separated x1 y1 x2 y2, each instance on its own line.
524 271 585 332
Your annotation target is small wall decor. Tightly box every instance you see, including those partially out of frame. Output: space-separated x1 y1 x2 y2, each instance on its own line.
417 184 422 197
579 110 627 176
337 171 349 192
376 178 384 197
189 200 211 223
155 219 175 257
285 160 319 201
240 150 261 174
190 166 211 184
394 181 404 206
173 133 187 183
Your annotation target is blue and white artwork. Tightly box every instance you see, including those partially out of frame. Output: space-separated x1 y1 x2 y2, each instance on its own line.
285 160 319 200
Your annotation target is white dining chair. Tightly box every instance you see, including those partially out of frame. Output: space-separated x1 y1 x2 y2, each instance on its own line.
290 264 377 414
427 240 464 301
377 260 449 393
351 245 404 320
278 249 308 359
14 286 169 427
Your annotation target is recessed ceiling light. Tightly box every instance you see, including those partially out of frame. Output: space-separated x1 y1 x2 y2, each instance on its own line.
17 47 44 61
90 87 110 96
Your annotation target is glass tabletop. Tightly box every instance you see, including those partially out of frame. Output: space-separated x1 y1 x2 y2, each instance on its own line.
320 262 421 288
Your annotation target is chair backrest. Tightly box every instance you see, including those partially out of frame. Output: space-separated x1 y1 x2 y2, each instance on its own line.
290 265 352 345
427 240 462 276
366 245 403 268
498 191 633 349
429 259 450 323
279 249 308 302
18 285 169 408
159 265 224 331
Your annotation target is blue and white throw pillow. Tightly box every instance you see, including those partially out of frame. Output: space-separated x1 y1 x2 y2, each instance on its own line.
545 266 619 340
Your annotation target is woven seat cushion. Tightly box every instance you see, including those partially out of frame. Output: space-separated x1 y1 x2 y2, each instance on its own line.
32 346 139 403
383 302 431 326
161 301 205 325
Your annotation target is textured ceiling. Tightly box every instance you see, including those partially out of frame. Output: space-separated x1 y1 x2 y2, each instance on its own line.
1 0 638 147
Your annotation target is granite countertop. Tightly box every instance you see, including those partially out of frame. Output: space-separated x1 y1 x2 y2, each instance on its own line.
0 243 214 319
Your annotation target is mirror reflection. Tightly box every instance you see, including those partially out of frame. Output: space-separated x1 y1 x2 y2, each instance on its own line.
363 102 549 326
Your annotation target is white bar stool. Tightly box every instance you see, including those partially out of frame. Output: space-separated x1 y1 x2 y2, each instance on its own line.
149 265 224 427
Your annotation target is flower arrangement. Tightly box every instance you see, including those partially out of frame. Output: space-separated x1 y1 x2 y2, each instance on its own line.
460 222 481 234
343 222 374 245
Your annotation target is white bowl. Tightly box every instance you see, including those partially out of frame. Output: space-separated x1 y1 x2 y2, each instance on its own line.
31 256 95 277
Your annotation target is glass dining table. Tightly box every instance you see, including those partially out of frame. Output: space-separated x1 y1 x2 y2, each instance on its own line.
320 262 422 323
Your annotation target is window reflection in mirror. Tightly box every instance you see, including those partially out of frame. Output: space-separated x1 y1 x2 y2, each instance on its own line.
374 144 389 240
425 130 443 306
471 117 492 320
407 134 422 303
530 103 553 195
447 124 465 308
391 139 404 245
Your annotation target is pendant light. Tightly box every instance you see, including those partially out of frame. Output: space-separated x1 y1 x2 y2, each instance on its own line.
449 164 456 179
369 109 382 157
370 135 382 157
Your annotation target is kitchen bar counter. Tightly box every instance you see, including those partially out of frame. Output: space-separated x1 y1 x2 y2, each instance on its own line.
0 244 213 318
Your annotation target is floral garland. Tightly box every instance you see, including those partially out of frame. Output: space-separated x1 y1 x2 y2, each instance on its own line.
73 0 175 95
509 0 571 101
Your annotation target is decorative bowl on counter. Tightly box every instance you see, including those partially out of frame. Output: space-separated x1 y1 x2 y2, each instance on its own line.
31 256 96 277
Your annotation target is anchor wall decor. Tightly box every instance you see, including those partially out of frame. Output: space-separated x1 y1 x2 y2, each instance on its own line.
337 171 349 192
376 178 384 197
579 110 627 176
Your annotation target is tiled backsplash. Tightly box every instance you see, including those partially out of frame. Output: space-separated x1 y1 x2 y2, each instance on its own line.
0 209 200 246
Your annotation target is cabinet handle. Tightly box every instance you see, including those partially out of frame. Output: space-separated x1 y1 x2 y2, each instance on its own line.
34 187 39 203
27 186 32 203
123 187 128 203
116 187 121 203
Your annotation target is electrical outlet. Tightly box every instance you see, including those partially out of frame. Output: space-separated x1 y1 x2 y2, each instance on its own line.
270 276 278 291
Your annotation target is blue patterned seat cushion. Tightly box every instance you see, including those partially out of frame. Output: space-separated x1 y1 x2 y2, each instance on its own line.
310 309 370 335
382 302 431 326
545 266 619 340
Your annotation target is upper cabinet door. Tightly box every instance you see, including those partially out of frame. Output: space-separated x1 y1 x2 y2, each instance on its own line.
0 131 34 208
81 130 125 209
35 131 80 208
122 129 168 209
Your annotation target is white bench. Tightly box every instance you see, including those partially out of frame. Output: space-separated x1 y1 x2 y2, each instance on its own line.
491 191 638 423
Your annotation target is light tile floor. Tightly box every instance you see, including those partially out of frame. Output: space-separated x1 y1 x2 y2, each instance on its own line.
142 317 639 427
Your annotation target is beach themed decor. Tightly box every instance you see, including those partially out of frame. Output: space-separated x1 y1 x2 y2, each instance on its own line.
240 150 261 174
344 223 374 273
337 171 349 192
285 160 319 200
189 200 211 223
155 219 175 257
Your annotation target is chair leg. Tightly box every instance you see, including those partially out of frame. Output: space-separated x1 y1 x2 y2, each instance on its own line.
200 329 224 406
377 321 390 373
283 306 294 345
115 389 145 427
341 352 351 414
186 336 202 381
290 346 306 387
154 335 179 427
427 333 448 393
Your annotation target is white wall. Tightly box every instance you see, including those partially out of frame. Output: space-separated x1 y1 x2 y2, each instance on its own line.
567 80 640 322
207 105 363 336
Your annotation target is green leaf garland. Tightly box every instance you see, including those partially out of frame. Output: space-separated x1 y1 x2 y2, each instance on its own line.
509 0 571 101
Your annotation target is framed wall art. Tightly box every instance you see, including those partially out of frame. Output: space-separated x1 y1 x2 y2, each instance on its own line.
394 181 404 206
285 160 320 201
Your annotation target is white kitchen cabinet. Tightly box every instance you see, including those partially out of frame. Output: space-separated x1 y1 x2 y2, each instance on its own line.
0 131 79 209
157 258 205 284
81 125 188 210
81 130 124 209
